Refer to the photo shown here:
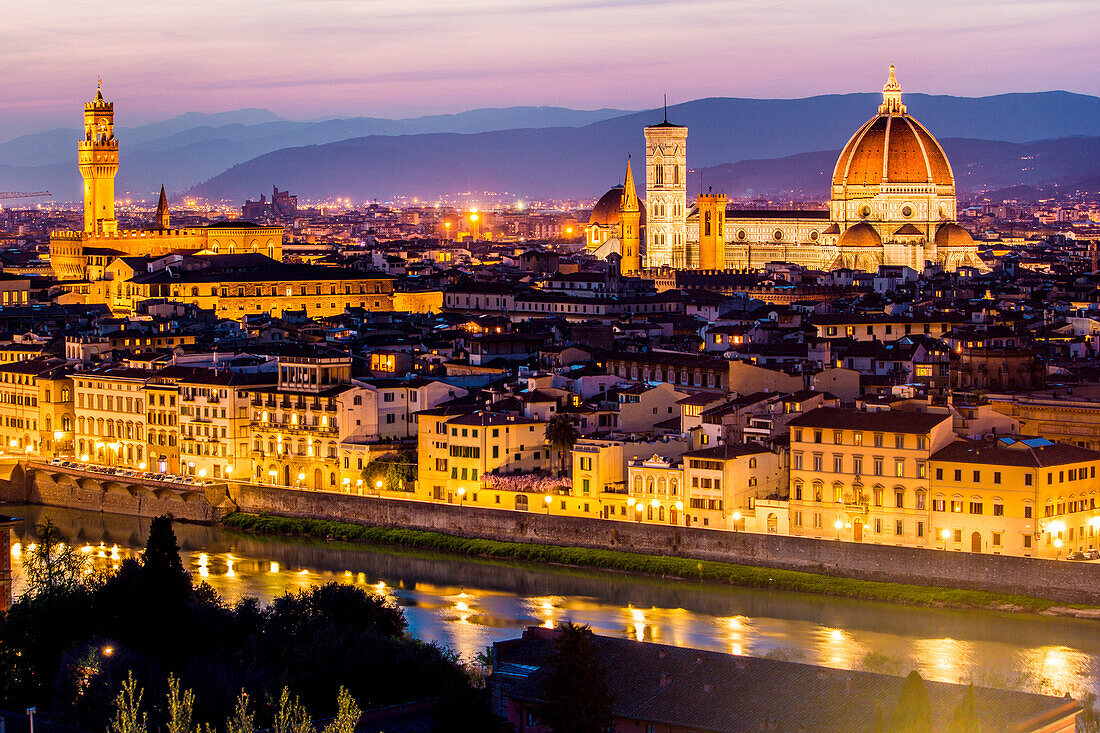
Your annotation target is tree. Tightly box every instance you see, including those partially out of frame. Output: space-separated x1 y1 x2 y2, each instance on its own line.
109 672 147 733
321 688 360 733
271 688 313 733
139 515 191 607
946 685 981 733
225 691 254 733
544 414 579 477
21 519 87 597
166 674 196 733
536 624 613 733
888 671 932 733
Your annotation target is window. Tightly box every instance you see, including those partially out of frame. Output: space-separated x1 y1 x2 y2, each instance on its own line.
969 501 983 515
1024 505 1032 519
954 469 962 482
993 471 1001 485
953 529 962 543
895 520 904 536
951 499 963 513
895 435 904 450
873 433 883 448
812 454 823 472
936 468 943 481
895 459 904 478
1023 535 1032 549
916 462 927 479
833 455 843 473
894 489 904 509
917 521 925 538
813 430 823 444
1024 474 1033 486
973 470 981 483
873 459 883 476
853 432 862 446
993 503 1004 516
833 431 843 444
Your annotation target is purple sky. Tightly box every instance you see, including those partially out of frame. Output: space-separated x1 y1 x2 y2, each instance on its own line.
3 0 1099 136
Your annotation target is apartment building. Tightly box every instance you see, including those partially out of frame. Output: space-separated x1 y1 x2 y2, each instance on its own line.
246 353 356 490
145 374 180 474
179 370 274 480
787 407 956 546
681 443 783 532
415 409 550 505
930 436 1100 558
73 368 154 468
0 358 73 457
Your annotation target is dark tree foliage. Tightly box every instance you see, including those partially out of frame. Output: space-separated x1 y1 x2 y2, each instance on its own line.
888 670 933 733
0 514 493 732
536 623 614 733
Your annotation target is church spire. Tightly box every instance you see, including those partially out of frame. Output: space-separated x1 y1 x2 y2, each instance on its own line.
879 63 905 115
621 155 639 213
155 184 170 229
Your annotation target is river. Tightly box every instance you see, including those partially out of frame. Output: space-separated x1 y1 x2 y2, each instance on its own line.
5 503 1100 699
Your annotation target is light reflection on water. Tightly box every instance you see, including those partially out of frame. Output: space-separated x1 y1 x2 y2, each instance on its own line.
6 503 1100 698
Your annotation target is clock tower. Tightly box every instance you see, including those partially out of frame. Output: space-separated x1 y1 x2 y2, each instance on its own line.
80 80 118 235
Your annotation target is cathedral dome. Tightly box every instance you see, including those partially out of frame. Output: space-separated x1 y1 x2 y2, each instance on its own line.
589 186 624 226
836 221 882 249
934 222 973 247
832 67 954 189
588 185 645 227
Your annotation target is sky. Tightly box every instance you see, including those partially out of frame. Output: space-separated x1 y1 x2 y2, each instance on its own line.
2 0 1099 136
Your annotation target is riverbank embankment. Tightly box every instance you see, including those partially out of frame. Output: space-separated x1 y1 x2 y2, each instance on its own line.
6 462 1100 609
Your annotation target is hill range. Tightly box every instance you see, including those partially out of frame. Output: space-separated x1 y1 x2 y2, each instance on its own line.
2 92 1100 203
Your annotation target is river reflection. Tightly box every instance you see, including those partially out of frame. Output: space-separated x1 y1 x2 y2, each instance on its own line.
6 503 1100 698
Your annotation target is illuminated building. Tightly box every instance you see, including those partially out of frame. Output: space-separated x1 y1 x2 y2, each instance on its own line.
930 436 1100 558
787 408 956 545
73 368 154 469
585 157 644 274
0 358 73 457
49 83 284 283
633 67 985 273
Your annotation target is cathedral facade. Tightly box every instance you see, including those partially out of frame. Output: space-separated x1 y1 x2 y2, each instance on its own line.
586 67 986 274
49 84 283 282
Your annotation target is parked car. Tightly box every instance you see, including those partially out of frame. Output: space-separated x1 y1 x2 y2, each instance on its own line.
1084 549 1100 560
1067 551 1088 561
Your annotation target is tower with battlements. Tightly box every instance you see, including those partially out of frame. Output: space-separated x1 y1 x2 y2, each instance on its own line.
80 80 119 235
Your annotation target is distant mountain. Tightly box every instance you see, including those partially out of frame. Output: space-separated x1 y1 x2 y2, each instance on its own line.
0 106 631 168
8 92 1100 202
691 137 1100 199
184 129 1100 204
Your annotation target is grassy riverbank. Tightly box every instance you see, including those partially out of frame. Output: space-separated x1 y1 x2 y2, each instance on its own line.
221 512 1087 613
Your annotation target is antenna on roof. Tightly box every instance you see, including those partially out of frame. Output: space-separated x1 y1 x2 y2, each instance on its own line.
663 94 668 123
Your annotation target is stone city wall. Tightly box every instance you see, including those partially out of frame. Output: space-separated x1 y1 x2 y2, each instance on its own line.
229 483 1100 605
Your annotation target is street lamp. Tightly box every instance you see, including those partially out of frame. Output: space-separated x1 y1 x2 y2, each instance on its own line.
457 486 466 502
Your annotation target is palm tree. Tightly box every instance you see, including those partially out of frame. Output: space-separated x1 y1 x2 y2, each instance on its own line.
545 413 579 477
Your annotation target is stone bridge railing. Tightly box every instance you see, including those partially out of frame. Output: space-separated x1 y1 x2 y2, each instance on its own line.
3 461 235 522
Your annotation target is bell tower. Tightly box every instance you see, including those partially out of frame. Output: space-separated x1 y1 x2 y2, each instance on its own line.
619 156 641 275
644 100 687 269
697 189 726 270
80 79 118 235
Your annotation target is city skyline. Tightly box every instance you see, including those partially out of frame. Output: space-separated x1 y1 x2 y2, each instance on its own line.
3 0 1100 137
